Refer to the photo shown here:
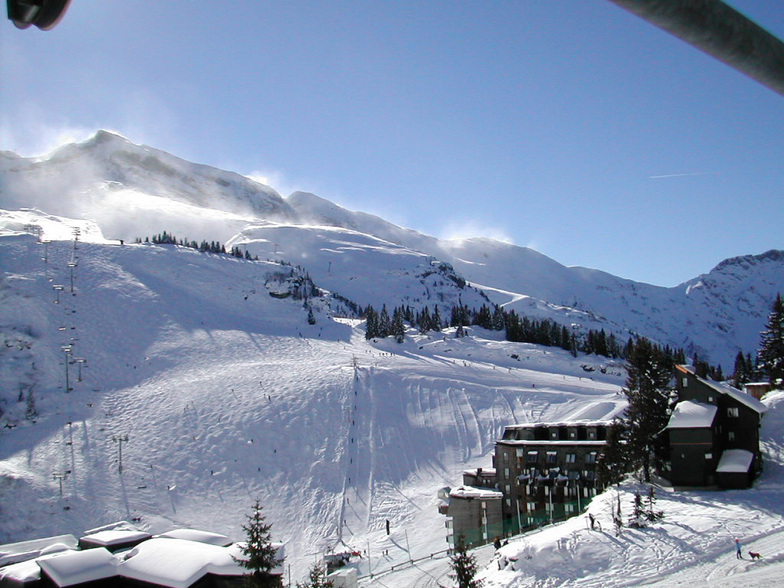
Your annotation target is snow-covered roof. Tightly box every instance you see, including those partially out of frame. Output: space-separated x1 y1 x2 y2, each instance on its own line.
667 400 717 429
37 547 119 587
119 537 284 587
463 467 496 476
0 558 43 584
678 365 767 414
498 439 606 447
504 420 612 430
79 528 152 548
0 534 78 567
716 449 754 473
449 485 503 500
156 528 233 547
119 538 242 588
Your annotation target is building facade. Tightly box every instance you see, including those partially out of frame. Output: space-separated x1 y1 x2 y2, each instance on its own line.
663 365 767 489
439 422 608 546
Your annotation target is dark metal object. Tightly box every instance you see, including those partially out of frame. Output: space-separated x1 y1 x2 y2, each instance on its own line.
7 0 71 30
607 0 784 96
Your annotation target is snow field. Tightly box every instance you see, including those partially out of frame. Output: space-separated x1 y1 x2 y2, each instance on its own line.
0 229 625 583
5 225 783 587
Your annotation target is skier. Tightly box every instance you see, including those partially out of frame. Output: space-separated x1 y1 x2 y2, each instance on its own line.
735 537 742 559
589 513 596 531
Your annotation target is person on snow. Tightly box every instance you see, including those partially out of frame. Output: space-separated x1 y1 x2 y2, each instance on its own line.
735 537 742 559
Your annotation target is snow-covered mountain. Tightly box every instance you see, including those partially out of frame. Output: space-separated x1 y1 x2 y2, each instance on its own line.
3 132 783 368
2 132 784 586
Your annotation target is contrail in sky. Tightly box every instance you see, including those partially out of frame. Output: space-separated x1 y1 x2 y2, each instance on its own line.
649 171 714 180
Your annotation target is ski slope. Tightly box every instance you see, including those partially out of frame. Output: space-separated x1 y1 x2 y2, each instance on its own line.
2 210 783 587
0 218 626 583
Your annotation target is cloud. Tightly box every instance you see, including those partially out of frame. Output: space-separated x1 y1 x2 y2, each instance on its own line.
0 111 95 157
436 219 516 244
243 169 298 198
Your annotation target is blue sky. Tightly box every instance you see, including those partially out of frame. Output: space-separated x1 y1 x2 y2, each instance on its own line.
2 1 782 287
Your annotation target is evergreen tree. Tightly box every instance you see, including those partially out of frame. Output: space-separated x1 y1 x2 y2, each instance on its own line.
432 305 442 332
307 308 316 325
296 564 334 588
758 293 784 386
596 420 629 487
25 388 37 420
418 306 432 334
392 308 405 343
733 351 751 388
449 534 482 588
234 500 282 587
628 491 646 528
379 305 391 338
645 486 664 522
623 338 673 483
613 492 623 537
365 307 379 340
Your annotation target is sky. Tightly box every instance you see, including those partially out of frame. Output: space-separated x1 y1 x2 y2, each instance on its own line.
1 0 783 288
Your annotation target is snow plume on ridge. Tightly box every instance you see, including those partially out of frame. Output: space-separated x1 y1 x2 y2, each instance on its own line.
0 131 294 244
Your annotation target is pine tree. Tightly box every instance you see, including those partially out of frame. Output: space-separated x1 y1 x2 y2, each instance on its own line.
296 564 334 588
733 351 751 388
25 388 37 420
365 307 379 340
234 500 282 587
379 305 391 338
432 305 442 332
645 486 664 522
758 293 784 386
392 308 405 343
449 534 482 588
628 491 646 528
613 492 623 537
417 306 431 334
596 420 629 487
623 338 673 482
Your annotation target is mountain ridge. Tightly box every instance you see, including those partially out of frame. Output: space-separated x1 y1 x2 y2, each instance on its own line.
2 130 783 367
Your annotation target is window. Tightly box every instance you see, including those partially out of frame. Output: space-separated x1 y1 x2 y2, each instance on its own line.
708 396 714 403
527 502 536 512
682 377 688 387
547 451 558 464
705 453 713 460
526 451 538 464
504 468 510 478
506 498 511 507
728 431 736 442
727 407 739 418
585 452 597 465
566 453 576 464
